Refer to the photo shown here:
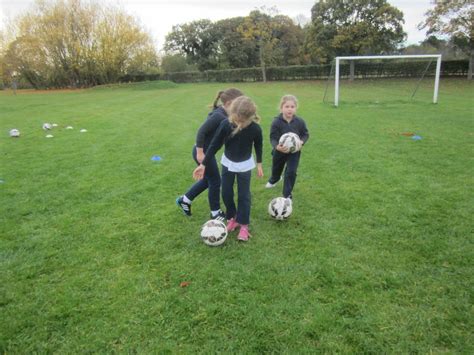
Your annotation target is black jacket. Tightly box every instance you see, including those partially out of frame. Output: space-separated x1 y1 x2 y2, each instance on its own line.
195 106 228 150
269 114 309 149
202 119 263 166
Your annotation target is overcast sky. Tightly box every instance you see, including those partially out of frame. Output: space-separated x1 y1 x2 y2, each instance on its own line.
0 0 433 50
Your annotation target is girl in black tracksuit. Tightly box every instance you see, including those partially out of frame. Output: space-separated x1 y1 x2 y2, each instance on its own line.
176 88 243 220
267 95 309 200
193 96 263 241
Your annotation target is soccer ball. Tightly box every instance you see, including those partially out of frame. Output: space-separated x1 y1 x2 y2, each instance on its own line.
268 197 293 220
279 132 302 153
9 129 20 137
42 123 52 130
200 219 228 246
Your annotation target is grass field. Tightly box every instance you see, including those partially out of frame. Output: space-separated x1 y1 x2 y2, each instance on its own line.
1 79 473 352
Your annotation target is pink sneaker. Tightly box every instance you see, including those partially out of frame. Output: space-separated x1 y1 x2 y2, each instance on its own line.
237 225 250 241
226 218 240 232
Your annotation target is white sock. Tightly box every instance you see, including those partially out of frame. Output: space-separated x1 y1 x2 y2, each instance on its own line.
183 195 191 204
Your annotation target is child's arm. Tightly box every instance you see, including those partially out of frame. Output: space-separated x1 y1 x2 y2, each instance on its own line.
202 122 227 166
195 111 224 159
255 126 264 178
299 119 309 146
196 147 204 163
269 120 280 149
270 118 290 154
257 163 264 178
194 121 228 180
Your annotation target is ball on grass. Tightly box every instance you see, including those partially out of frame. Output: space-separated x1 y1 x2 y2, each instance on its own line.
201 219 228 246
268 197 293 220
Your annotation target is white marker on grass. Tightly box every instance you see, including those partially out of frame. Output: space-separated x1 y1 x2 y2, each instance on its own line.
9 129 20 137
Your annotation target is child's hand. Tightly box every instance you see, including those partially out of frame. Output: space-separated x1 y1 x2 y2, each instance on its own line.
193 164 205 180
257 163 264 178
276 144 289 154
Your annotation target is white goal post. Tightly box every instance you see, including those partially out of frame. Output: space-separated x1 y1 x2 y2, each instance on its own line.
333 54 442 107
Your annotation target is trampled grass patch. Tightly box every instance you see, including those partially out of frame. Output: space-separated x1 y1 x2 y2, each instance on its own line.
1 79 472 352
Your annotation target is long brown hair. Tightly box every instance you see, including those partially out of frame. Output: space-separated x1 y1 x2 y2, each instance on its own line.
212 88 244 109
228 96 260 136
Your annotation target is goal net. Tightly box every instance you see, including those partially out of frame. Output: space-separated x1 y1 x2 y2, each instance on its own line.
323 55 442 106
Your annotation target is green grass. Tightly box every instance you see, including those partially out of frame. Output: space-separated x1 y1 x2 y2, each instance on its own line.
1 79 473 352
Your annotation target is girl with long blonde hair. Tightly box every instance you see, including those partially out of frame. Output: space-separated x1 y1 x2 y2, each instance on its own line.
193 96 263 241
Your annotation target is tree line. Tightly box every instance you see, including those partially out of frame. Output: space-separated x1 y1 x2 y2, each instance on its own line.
1 0 472 89
164 0 407 75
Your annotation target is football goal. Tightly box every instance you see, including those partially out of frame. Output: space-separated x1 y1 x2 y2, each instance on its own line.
323 54 442 106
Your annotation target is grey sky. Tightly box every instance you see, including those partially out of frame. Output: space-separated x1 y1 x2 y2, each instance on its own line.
1 0 433 49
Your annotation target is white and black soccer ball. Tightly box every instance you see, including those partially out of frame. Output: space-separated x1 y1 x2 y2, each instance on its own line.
9 129 20 138
42 123 52 130
200 219 228 246
268 197 293 220
279 132 302 153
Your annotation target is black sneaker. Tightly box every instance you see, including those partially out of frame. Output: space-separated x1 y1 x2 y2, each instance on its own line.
176 196 192 216
211 210 226 222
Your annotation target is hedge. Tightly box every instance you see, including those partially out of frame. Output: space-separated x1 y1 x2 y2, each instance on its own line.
118 60 469 84
3 59 468 90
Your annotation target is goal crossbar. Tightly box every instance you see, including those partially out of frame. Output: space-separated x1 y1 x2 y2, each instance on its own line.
333 54 442 106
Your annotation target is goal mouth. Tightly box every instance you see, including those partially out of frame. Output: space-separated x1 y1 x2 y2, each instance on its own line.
323 55 442 107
